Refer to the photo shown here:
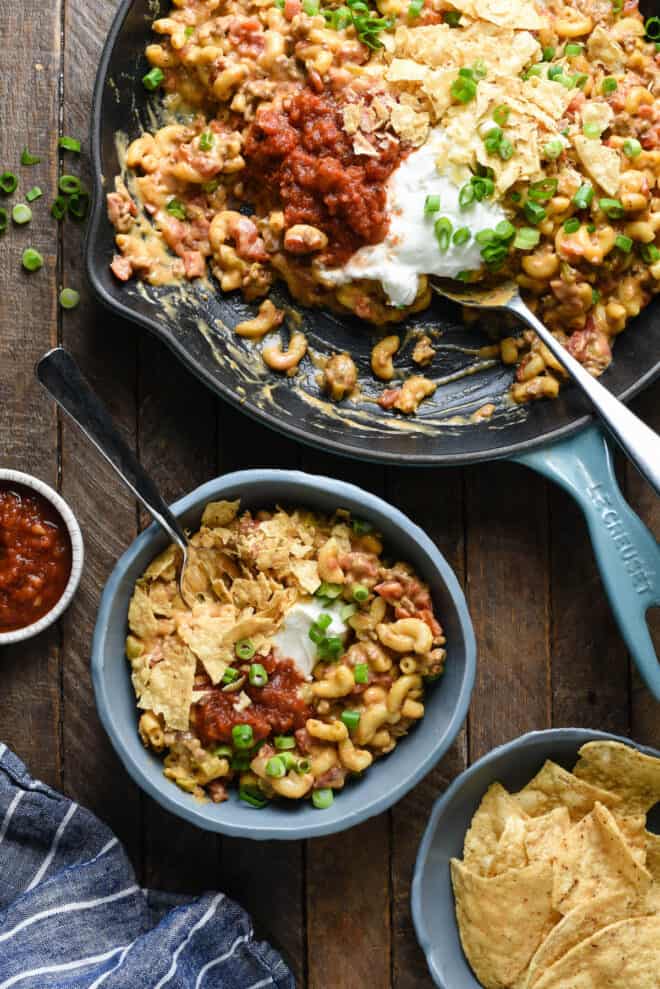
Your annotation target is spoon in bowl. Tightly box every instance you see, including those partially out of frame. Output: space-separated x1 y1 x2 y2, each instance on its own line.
35 347 198 608
432 277 660 496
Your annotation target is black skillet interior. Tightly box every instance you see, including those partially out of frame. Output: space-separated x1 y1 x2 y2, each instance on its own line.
86 0 660 466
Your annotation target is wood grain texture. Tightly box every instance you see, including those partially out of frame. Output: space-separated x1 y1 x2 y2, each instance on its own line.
0 0 63 789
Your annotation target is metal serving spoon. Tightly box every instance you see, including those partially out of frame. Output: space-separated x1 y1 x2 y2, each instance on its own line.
432 278 660 496
36 347 197 607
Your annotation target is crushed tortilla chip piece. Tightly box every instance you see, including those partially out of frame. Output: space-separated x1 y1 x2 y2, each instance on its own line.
129 583 160 640
514 760 622 821
463 782 529 875
574 741 660 816
587 24 626 71
573 136 621 197
131 636 196 731
201 499 240 528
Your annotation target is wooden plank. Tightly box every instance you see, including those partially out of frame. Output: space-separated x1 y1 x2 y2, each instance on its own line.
138 334 220 892
217 404 305 983
465 461 551 759
626 386 660 752
299 452 391 989
0 0 63 789
548 471 629 734
59 0 143 862
387 466 468 989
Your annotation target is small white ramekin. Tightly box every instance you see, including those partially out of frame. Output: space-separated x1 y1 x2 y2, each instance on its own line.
0 469 84 646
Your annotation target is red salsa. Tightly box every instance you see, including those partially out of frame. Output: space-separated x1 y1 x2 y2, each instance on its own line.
244 90 405 266
193 654 312 745
0 483 72 632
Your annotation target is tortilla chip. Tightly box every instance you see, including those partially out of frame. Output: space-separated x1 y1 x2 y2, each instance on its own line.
176 608 236 683
573 136 621 197
144 544 179 581
463 782 528 875
473 0 547 30
616 815 649 865
451 859 558 989
524 807 571 868
574 741 660 816
645 832 660 912
488 815 528 876
128 583 159 639
587 25 626 71
514 760 621 820
524 892 646 989
132 636 195 731
531 915 660 989
553 803 651 916
201 499 240 528
290 558 321 595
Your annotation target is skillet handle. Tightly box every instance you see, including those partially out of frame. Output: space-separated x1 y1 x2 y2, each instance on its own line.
512 425 660 701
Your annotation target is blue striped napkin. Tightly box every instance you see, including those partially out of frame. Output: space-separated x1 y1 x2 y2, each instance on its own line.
0 744 295 989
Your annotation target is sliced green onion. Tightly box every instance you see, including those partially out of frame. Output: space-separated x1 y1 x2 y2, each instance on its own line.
59 136 81 153
222 667 240 685
235 639 256 660
22 248 44 272
475 228 496 245
12 204 32 225
166 197 186 221
59 174 82 195
232 753 251 771
591 288 601 304
599 197 624 219
312 788 334 809
473 176 494 200
444 10 461 25
523 65 543 79
59 288 80 309
277 751 297 771
309 624 325 645
51 196 67 221
524 201 546 224
352 584 369 602
587 223 596 233
459 182 475 209
316 581 343 599
408 0 424 16
296 758 312 774
583 122 602 139
498 138 514 161
67 193 89 220
564 42 583 57
354 663 369 684
544 138 564 159
26 186 42 203
352 517 373 535
316 613 333 631
143 66 165 90
318 635 343 659
453 227 471 246
483 125 503 155
645 16 660 40
274 735 296 750
21 148 41 166
495 220 515 241
472 60 487 80
529 178 558 202
0 172 18 195
434 216 453 252
199 131 214 151
542 45 556 60
213 745 232 758
232 723 254 749
201 179 220 194
340 603 357 621
185 25 195 37
451 74 477 104
547 64 564 81
239 785 268 808
513 227 540 250
302 0 319 13
623 138 642 159
572 183 594 209
341 710 361 730
266 755 286 778
480 242 508 268
493 104 511 127
249 663 268 687
563 217 580 233
602 77 618 94
615 234 633 253
573 73 589 89
641 243 660 263
0 208 7 234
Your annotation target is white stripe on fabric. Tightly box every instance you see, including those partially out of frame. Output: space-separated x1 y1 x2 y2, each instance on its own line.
0 944 128 989
0 884 139 944
95 836 119 860
24 802 78 892
245 978 274 989
87 941 135 989
194 934 249 989
0 743 7 762
153 893 225 989
0 792 24 848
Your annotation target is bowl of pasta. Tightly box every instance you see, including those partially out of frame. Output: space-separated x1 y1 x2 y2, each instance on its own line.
91 469 476 838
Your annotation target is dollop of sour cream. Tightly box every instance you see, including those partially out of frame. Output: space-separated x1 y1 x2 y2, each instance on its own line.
321 129 507 307
271 598 349 680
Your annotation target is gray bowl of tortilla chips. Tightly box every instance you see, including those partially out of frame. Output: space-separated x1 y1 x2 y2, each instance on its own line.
412 728 660 989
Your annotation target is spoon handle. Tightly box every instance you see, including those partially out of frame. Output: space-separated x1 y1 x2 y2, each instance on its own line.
508 296 660 496
35 347 189 554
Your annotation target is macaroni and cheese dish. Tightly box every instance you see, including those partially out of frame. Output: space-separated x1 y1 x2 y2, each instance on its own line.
126 500 446 807
108 0 660 411
451 741 660 989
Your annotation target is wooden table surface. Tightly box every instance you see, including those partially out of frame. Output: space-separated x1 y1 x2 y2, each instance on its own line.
1 2 659 985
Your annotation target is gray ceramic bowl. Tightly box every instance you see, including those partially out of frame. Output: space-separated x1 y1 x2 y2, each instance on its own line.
92 469 476 840
412 727 660 989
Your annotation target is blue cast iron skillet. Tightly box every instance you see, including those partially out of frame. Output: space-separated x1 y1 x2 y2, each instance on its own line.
91 470 476 839
86 0 660 696
411 727 660 989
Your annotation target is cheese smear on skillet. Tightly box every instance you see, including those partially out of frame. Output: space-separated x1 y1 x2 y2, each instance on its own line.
272 598 349 680
320 129 507 307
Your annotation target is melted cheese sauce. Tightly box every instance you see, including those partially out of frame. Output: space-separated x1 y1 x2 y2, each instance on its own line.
321 129 507 307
